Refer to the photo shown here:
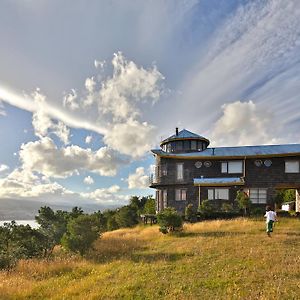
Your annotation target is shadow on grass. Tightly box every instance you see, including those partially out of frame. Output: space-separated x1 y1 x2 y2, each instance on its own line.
178 231 248 238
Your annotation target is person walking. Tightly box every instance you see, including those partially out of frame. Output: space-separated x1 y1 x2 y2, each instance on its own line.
264 206 278 237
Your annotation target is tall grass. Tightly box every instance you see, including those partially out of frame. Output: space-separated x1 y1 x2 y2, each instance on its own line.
1 218 299 299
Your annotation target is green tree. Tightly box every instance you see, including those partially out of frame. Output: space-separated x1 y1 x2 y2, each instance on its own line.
115 206 138 228
283 189 296 203
143 197 156 214
61 215 101 256
236 191 251 216
157 207 183 234
198 200 214 216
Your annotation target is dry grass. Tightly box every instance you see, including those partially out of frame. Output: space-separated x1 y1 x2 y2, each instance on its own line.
1 218 300 299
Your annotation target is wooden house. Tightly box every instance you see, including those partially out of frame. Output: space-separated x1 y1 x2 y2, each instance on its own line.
150 128 300 213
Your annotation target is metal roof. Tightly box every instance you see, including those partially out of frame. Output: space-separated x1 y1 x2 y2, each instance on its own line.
152 143 300 158
194 177 244 186
161 129 209 145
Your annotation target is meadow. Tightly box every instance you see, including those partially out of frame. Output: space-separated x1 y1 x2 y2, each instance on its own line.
0 217 299 300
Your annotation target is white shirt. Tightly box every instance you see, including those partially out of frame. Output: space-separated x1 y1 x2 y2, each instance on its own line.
264 211 277 223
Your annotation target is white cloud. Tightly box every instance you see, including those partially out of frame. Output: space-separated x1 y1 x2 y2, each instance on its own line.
85 77 96 93
0 168 71 199
32 89 70 144
83 176 94 185
174 0 300 143
0 164 9 173
85 135 92 144
210 101 280 146
103 119 156 158
19 137 128 178
63 89 79 110
127 167 149 189
81 184 128 204
99 52 164 122
94 60 106 69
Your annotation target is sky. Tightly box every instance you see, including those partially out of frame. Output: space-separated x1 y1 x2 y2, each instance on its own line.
0 0 300 208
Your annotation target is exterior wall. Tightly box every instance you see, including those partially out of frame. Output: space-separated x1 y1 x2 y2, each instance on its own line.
151 155 300 213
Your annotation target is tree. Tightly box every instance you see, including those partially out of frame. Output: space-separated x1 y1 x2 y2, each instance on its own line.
35 206 68 256
198 200 213 216
157 207 183 234
61 215 101 256
236 191 251 216
115 206 138 228
143 197 156 214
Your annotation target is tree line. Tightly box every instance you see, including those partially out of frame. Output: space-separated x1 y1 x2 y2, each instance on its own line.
0 196 155 270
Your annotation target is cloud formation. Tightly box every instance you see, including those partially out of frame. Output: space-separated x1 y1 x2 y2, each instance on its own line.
210 101 279 146
19 137 128 178
0 164 9 173
83 176 94 185
127 167 149 189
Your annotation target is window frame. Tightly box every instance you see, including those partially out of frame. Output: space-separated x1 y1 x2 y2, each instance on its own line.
285 160 299 173
221 160 243 174
175 188 187 201
176 163 184 181
249 188 267 204
207 188 229 200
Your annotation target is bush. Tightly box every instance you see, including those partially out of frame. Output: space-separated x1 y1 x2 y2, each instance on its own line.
221 203 234 212
61 215 101 256
157 208 183 234
185 204 197 223
250 207 265 216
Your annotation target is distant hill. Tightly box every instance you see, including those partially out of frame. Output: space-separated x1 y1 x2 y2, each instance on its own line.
0 198 119 220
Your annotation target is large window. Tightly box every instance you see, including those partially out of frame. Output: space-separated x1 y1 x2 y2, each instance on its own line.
249 188 267 204
285 161 299 173
160 164 167 176
175 189 187 201
163 190 168 207
191 140 197 150
221 161 243 174
208 188 229 200
176 163 184 180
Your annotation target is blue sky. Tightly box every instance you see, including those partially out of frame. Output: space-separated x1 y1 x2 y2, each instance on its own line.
0 0 300 207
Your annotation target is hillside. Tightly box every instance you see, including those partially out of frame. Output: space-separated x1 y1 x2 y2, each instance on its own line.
0 218 300 299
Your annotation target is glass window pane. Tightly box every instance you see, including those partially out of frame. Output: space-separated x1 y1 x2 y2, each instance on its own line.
221 162 227 173
285 161 299 173
184 140 190 150
175 189 181 201
176 141 183 151
216 189 229 200
177 164 183 180
191 140 197 150
181 189 187 201
163 190 168 207
228 161 243 173
208 189 214 200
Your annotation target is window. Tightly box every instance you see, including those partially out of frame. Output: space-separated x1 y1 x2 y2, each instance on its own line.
208 188 229 200
191 140 197 150
197 141 203 151
285 161 299 173
166 143 171 153
221 161 243 173
176 163 184 180
249 188 267 204
184 140 190 150
163 190 168 207
160 164 167 176
156 190 160 211
175 189 187 201
176 141 183 151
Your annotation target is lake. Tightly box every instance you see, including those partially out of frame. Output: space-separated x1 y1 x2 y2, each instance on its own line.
0 220 39 229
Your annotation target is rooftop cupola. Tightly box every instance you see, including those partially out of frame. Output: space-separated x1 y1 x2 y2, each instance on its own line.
160 128 210 153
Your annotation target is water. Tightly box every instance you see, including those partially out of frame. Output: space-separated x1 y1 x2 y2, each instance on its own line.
0 220 39 229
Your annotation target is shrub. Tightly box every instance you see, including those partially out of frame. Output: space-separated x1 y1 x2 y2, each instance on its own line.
185 204 197 223
157 208 183 234
61 215 101 256
221 203 234 212
236 191 251 216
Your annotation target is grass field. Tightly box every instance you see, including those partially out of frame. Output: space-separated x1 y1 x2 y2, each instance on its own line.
0 217 299 299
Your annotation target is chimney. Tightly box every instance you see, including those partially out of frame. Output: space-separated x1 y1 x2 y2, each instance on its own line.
176 127 179 136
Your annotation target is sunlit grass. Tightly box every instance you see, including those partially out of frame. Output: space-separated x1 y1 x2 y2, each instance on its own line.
1 218 300 299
